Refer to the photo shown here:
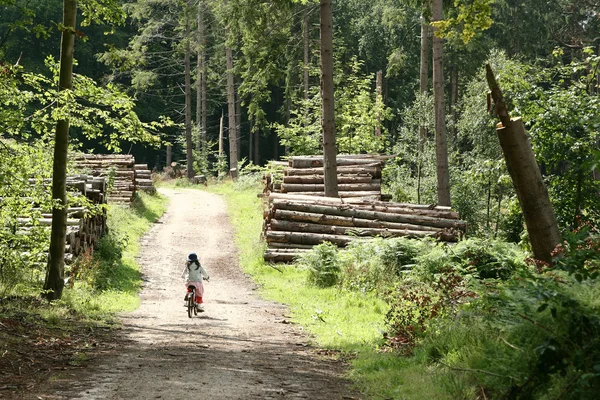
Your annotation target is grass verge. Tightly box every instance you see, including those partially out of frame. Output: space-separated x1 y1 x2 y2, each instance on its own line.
206 180 447 399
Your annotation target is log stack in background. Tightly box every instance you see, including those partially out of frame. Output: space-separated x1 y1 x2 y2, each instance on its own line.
263 193 467 263
74 154 156 203
264 154 392 200
134 163 156 194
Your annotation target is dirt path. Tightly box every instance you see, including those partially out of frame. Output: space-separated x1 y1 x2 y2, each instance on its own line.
40 188 358 400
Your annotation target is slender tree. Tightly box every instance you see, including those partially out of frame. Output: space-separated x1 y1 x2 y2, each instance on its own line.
196 0 207 150
226 42 238 176
432 0 450 206
419 4 430 141
43 0 77 300
184 0 194 179
320 0 338 197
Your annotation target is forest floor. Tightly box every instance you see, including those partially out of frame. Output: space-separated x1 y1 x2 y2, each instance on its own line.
2 188 358 399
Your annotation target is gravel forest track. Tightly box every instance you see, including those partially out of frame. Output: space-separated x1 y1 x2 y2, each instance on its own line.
34 188 358 400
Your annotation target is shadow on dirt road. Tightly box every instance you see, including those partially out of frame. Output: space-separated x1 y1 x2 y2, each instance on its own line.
31 188 358 400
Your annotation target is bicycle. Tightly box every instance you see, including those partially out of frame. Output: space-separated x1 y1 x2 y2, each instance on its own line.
185 285 198 318
184 277 209 318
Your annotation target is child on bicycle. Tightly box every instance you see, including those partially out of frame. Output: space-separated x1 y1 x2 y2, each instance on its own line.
181 252 210 311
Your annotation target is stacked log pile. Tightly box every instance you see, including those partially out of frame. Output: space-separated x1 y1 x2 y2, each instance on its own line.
134 164 156 194
19 175 109 265
74 154 157 202
263 193 467 262
265 155 391 200
74 154 135 203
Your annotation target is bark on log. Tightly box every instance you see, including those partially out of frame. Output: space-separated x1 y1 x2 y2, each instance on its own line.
282 175 374 184
272 201 466 230
269 219 457 240
285 165 381 177
290 158 382 169
281 182 381 193
266 242 316 250
269 193 452 211
263 252 302 263
272 209 440 232
269 194 456 218
288 191 382 198
264 247 311 254
266 230 357 246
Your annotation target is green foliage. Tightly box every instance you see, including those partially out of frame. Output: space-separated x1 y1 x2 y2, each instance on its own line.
297 242 341 288
384 91 437 204
552 224 600 281
0 140 57 291
451 238 525 279
517 52 600 228
432 0 494 44
385 266 476 352
274 57 391 155
378 237 525 351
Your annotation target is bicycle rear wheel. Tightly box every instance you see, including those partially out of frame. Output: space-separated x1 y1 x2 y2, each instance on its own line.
187 290 195 318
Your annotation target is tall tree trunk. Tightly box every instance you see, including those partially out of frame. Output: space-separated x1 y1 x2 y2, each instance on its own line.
419 8 429 142
432 0 451 206
303 13 310 101
196 0 206 151
226 41 237 175
320 0 338 197
235 77 242 159
253 128 259 165
200 1 207 148
44 0 77 300
375 70 382 137
218 111 224 157
486 64 561 264
248 119 253 163
450 66 459 137
166 144 172 167
417 5 430 204
184 0 194 179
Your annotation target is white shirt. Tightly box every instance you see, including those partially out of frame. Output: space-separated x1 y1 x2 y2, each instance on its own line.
181 261 209 282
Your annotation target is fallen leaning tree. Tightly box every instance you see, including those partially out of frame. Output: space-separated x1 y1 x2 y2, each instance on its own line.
263 193 467 263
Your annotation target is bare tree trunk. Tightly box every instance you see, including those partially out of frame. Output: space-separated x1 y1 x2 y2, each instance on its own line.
432 0 450 206
226 40 237 176
236 77 242 160
44 0 77 300
303 13 310 101
486 64 561 264
218 111 224 157
184 0 194 179
450 66 459 137
196 0 207 150
375 70 382 137
253 128 259 165
419 8 429 142
320 0 338 197
166 145 172 166
248 118 253 163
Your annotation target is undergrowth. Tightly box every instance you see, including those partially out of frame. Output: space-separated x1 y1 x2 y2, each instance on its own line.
209 176 600 399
